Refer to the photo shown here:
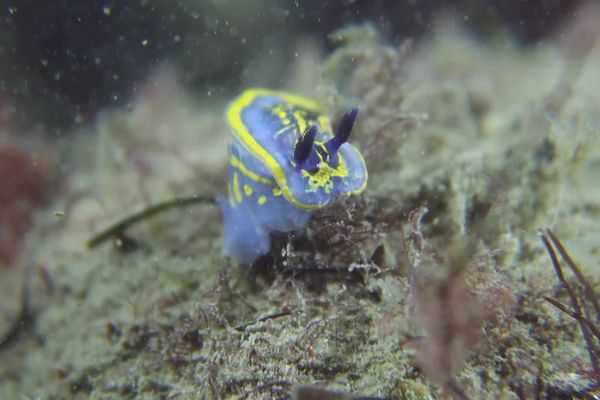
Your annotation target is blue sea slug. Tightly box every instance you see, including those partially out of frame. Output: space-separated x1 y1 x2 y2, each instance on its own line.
218 88 368 263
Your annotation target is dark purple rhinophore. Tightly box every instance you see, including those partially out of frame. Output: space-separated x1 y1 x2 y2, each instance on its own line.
293 124 318 166
326 107 360 154
293 107 360 170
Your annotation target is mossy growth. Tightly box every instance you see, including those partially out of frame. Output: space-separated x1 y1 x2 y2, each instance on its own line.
2 16 600 400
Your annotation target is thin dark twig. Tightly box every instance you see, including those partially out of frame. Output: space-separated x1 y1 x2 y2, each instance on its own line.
0 281 35 351
234 310 300 332
87 195 215 248
546 229 600 319
541 230 599 371
282 263 380 278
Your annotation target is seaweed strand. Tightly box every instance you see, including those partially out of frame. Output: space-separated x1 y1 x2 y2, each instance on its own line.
546 229 600 319
87 195 215 249
540 229 599 371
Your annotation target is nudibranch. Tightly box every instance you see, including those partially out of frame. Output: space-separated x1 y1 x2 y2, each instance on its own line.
218 88 367 263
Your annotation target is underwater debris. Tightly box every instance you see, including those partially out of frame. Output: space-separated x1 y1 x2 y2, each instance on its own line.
540 228 600 397
219 88 367 264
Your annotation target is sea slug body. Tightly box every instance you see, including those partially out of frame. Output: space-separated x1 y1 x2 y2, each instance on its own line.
218 88 367 263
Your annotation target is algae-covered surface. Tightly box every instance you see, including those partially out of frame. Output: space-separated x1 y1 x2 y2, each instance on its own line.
1 18 600 400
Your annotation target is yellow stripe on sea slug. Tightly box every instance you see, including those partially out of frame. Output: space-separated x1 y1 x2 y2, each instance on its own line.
229 155 275 186
227 88 325 210
232 172 243 203
293 109 309 137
